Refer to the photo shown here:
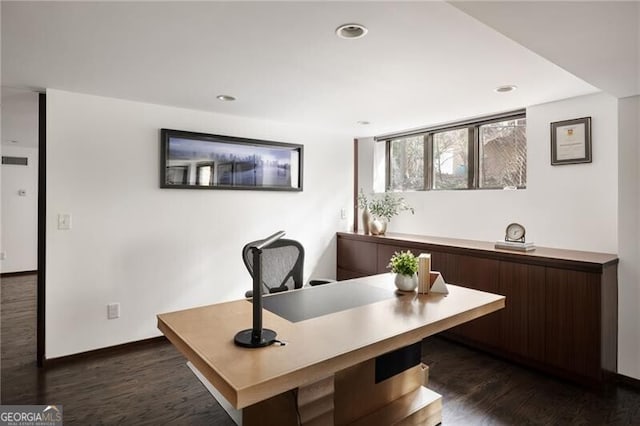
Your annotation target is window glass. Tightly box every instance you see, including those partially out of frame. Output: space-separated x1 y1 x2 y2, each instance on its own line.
197 165 213 185
432 128 469 189
389 135 424 191
383 111 526 192
479 118 527 189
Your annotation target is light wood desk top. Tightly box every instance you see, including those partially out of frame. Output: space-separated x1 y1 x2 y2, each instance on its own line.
157 273 505 409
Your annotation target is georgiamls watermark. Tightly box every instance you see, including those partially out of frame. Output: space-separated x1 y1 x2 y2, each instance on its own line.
0 405 63 426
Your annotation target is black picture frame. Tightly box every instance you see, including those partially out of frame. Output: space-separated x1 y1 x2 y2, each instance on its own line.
160 129 303 191
550 117 592 165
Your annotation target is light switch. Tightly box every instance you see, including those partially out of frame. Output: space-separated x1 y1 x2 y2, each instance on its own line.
107 303 120 319
340 208 347 220
57 214 72 230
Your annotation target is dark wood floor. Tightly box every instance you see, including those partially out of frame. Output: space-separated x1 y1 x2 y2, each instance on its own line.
2 274 639 425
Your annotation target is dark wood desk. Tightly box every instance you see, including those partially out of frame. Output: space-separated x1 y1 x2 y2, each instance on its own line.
157 273 505 425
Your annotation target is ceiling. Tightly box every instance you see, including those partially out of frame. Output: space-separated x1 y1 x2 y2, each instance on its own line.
451 1 639 100
1 1 613 137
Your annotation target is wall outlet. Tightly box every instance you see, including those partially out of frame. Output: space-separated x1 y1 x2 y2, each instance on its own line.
107 303 120 320
57 213 72 230
0 252 5 261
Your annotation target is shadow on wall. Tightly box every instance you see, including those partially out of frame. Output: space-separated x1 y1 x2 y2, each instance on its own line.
307 234 337 283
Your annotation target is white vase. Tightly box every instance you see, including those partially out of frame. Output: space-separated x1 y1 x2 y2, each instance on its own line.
370 218 387 235
362 207 371 235
394 273 418 292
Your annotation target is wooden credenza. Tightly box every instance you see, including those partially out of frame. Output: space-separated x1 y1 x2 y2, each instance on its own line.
337 231 618 386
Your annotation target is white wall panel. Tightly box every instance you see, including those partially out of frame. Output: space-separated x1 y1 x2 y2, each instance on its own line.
46 89 352 358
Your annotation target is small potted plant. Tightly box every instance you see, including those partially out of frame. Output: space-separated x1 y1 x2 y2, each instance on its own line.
388 250 419 292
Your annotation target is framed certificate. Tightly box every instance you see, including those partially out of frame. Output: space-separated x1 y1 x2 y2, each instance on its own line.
551 117 592 165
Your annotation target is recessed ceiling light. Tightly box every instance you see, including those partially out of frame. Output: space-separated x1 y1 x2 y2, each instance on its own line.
357 120 370 125
335 23 368 39
495 85 517 93
216 95 236 101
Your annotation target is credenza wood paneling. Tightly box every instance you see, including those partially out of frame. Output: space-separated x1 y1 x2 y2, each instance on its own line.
498 262 546 364
337 238 377 277
445 254 501 350
336 231 618 386
337 267 368 281
376 244 420 274
544 267 601 379
338 232 618 272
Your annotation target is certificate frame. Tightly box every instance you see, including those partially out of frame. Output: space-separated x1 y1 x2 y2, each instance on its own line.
550 117 592 165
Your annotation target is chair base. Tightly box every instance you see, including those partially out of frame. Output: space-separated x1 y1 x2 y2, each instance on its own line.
234 328 277 348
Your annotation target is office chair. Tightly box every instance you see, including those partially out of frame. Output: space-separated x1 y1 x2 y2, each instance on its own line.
242 238 332 298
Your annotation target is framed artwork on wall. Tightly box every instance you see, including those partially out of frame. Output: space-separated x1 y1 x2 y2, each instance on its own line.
550 117 592 165
160 129 303 191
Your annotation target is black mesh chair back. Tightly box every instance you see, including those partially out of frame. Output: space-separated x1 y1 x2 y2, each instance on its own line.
242 238 305 297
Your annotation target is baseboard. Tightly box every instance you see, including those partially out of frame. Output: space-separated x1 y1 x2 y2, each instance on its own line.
43 336 167 368
1 270 38 278
617 373 640 390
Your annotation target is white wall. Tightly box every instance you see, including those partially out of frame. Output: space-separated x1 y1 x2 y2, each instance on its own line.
1 145 39 273
617 95 640 380
1 88 39 273
360 92 619 253
46 89 353 358
2 88 39 148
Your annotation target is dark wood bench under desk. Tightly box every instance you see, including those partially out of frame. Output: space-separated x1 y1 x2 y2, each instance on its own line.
337 231 619 386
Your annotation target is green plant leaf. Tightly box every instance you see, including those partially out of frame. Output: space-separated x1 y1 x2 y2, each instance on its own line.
387 250 418 275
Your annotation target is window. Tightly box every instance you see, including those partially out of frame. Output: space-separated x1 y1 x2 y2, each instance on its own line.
388 135 424 191
479 118 526 189
432 128 469 189
383 111 526 191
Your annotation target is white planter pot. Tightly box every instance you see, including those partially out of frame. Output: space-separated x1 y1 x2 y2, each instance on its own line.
394 273 418 292
370 218 387 235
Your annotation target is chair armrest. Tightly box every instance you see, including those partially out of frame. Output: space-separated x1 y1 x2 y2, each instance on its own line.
246 285 289 298
309 278 335 286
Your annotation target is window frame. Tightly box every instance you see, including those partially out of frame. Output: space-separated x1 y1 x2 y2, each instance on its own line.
382 110 526 192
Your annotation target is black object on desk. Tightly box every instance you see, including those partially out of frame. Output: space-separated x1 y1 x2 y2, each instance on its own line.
234 230 286 348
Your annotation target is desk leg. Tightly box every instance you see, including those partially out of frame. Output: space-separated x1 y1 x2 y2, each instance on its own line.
243 390 298 425
244 376 334 426
187 362 243 425
190 359 333 426
297 376 335 425
334 358 440 425
190 356 439 426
